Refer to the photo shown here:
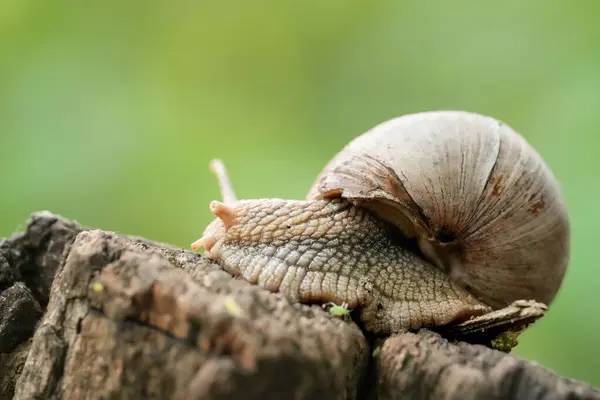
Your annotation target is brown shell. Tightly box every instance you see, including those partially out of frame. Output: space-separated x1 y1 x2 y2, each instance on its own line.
307 111 570 309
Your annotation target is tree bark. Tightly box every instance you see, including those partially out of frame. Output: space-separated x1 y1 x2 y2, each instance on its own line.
0 212 598 400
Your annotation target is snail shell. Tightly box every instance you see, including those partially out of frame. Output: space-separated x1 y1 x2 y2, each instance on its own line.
307 111 570 309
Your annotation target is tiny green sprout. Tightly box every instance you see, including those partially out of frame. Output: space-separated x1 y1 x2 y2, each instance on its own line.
91 282 104 293
323 302 352 320
223 296 245 318
372 346 381 358
490 331 520 353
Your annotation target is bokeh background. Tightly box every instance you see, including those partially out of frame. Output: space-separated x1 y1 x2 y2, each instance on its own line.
1 0 599 387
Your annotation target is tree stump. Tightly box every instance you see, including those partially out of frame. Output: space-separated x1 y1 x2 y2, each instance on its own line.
0 212 598 400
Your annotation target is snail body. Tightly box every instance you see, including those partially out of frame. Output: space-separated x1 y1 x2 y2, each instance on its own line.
192 111 570 336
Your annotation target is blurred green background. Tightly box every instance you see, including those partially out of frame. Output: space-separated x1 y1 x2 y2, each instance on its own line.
1 0 599 387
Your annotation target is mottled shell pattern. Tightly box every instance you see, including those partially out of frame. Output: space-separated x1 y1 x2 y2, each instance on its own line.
307 111 570 309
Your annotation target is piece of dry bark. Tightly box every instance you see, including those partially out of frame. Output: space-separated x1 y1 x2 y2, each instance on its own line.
0 212 598 400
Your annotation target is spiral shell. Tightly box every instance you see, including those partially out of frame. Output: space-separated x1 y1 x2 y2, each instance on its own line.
307 111 570 309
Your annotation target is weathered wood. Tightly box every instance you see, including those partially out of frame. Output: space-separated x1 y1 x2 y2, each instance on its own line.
6 215 368 399
0 212 598 400
375 331 600 400
1 212 82 399
0 339 31 399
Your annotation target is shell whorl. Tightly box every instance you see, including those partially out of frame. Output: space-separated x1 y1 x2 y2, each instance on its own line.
308 111 570 309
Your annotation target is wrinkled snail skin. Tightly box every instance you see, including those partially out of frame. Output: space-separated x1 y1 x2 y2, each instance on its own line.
196 198 491 334
193 111 570 335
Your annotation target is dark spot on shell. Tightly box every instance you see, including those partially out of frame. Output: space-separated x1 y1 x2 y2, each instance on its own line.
376 303 384 312
492 175 505 196
529 197 546 216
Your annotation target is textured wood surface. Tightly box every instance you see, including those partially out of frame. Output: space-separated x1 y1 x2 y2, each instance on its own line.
0 212 598 400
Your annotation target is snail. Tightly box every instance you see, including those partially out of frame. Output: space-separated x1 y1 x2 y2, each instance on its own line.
191 111 570 337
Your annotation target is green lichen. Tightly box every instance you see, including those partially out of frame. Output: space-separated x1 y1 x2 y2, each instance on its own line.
223 296 245 318
491 331 520 353
91 282 104 293
372 346 381 358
